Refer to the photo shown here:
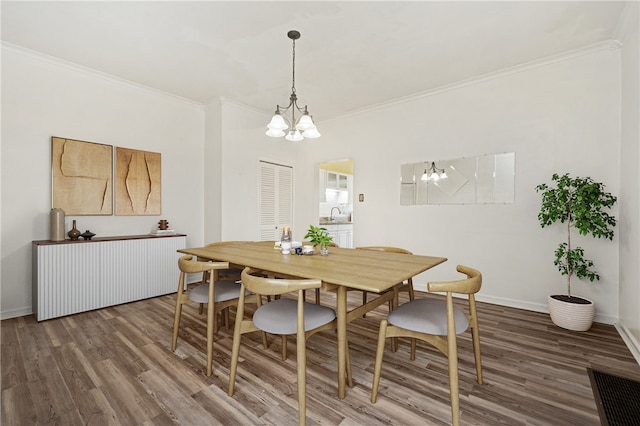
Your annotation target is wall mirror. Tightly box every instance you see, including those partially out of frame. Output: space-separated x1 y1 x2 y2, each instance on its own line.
401 152 515 205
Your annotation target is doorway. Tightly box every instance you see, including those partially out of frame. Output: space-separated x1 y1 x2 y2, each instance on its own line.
318 159 354 248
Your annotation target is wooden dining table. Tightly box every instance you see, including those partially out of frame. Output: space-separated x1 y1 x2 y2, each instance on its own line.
178 241 447 398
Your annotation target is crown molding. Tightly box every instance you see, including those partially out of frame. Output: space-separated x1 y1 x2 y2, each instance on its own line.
1 41 204 110
324 39 621 122
206 96 269 116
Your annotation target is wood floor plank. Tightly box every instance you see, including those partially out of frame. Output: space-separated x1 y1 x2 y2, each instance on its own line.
2 291 640 425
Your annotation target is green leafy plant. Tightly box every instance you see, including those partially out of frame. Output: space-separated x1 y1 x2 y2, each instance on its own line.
304 224 334 248
535 173 617 298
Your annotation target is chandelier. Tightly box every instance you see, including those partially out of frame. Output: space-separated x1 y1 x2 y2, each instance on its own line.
266 30 320 141
421 161 448 181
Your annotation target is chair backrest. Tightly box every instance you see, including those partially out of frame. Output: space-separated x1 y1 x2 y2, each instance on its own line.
178 255 229 274
356 246 412 255
241 267 322 296
427 265 482 295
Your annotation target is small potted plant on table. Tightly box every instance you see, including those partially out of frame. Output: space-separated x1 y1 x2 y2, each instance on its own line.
535 173 617 331
304 225 334 255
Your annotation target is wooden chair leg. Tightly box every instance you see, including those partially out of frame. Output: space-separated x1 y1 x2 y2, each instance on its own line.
199 303 204 315
315 288 321 304
448 337 461 426
362 291 368 317
228 333 241 396
224 307 231 330
281 335 288 360
410 337 417 361
446 293 461 426
345 338 353 387
171 300 183 351
470 325 483 383
371 319 389 403
407 280 415 300
390 287 400 352
228 307 245 397
297 329 307 426
406 279 417 359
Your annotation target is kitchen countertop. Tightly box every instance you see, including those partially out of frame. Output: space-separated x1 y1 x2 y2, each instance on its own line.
319 220 353 226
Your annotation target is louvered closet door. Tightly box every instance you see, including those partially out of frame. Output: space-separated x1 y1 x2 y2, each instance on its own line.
259 161 293 241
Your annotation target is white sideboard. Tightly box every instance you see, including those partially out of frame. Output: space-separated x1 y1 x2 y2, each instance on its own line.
32 234 186 321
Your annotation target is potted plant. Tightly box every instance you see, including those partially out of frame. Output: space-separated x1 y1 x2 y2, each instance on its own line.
304 224 334 255
535 173 617 331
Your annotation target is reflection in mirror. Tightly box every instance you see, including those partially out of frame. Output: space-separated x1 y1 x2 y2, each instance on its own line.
401 152 515 205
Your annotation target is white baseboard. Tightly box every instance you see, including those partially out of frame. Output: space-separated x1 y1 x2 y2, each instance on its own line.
1 306 33 321
414 288 618 325
615 324 640 365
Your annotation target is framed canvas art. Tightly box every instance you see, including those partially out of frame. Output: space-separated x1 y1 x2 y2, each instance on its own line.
115 147 161 215
51 137 113 215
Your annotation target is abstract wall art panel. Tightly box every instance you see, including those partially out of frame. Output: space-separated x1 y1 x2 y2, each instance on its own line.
115 147 161 215
51 137 113 215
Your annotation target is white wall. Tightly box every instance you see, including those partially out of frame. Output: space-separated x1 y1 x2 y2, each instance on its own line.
299 44 622 324
1 34 634 341
0 45 205 319
214 100 300 242
617 2 640 359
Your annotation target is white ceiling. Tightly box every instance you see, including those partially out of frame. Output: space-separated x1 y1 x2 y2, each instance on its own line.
1 1 628 120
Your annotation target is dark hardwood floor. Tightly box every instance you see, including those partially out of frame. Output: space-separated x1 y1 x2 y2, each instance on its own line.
2 289 639 425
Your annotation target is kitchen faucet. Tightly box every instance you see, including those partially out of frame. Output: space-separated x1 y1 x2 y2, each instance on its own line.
330 207 342 220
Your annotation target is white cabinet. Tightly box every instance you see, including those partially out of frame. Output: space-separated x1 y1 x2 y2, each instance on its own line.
321 171 352 205
323 223 353 248
338 173 348 190
337 226 353 248
326 171 350 190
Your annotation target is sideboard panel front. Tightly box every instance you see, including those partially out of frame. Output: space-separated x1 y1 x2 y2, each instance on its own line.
33 235 186 321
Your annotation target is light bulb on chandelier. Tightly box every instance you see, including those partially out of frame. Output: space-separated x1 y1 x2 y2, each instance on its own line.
266 30 320 141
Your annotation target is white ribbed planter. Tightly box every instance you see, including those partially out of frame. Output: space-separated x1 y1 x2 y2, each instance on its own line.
548 295 595 332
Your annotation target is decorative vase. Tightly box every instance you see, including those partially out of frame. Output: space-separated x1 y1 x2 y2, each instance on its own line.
50 208 65 241
81 230 96 240
548 295 595 332
68 220 81 240
320 245 329 256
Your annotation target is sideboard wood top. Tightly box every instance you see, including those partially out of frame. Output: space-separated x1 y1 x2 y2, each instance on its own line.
33 234 187 246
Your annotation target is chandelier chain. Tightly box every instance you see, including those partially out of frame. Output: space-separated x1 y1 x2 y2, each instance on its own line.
291 38 296 95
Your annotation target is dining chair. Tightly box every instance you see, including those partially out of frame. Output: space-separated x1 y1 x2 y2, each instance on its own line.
228 267 353 426
200 241 246 280
356 246 416 353
197 241 247 326
370 265 483 426
171 255 252 376
356 246 415 314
